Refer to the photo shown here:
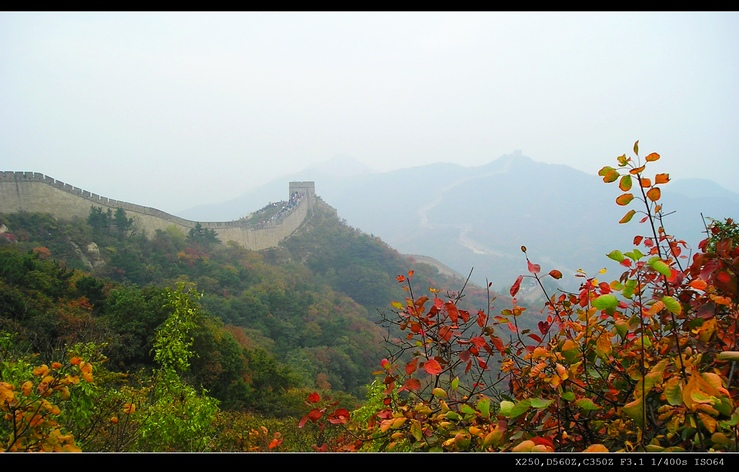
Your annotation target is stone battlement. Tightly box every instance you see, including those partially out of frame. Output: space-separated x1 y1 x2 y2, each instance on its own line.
0 171 315 251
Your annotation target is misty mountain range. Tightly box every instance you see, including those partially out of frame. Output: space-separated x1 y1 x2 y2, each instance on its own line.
179 152 739 292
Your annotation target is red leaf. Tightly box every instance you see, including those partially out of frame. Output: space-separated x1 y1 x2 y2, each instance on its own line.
548 269 562 279
528 333 542 343
718 271 731 284
510 275 524 297
445 301 459 323
490 336 505 354
299 408 323 428
439 325 453 342
527 260 541 274
307 392 320 403
402 378 422 392
327 408 351 424
532 436 555 449
405 358 418 375
459 350 471 362
396 275 405 283
538 321 550 335
424 358 443 375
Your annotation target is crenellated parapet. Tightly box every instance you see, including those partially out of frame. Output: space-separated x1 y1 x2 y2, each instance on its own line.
0 171 314 251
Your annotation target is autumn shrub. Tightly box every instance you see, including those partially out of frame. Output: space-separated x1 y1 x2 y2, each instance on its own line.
300 141 738 452
0 332 97 452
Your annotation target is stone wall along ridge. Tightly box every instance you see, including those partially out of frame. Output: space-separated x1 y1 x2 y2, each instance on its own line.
0 171 315 251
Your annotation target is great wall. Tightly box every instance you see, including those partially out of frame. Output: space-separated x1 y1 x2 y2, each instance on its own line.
0 171 317 251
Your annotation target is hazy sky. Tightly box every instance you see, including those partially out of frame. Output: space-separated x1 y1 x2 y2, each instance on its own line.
2 12 737 216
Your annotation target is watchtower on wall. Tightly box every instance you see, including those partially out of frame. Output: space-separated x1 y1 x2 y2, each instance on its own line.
289 181 315 211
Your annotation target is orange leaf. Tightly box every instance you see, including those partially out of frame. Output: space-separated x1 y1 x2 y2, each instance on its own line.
629 165 645 175
689 279 708 291
424 359 443 375
640 177 652 187
619 174 633 191
646 187 661 202
616 193 634 206
548 269 562 279
655 173 670 184
645 152 660 162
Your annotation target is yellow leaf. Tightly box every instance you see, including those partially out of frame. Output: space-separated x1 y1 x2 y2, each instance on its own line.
697 412 717 433
596 334 612 356
511 440 535 452
697 318 717 343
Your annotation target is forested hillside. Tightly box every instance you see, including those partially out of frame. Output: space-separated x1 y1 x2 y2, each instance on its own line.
0 195 499 413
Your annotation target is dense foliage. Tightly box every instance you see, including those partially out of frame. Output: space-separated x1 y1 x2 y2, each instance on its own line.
1 142 735 452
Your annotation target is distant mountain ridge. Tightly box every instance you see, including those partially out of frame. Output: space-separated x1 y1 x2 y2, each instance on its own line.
181 152 739 291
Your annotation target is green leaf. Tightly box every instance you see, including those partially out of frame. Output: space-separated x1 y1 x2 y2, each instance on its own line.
619 209 637 224
649 258 672 277
619 174 633 191
624 249 645 261
460 404 477 416
615 319 629 339
662 295 682 315
606 250 625 263
530 398 553 409
498 400 514 417
574 398 601 411
510 399 531 418
477 397 491 419
622 279 638 298
410 420 423 442
623 397 644 426
561 391 575 401
592 294 619 314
